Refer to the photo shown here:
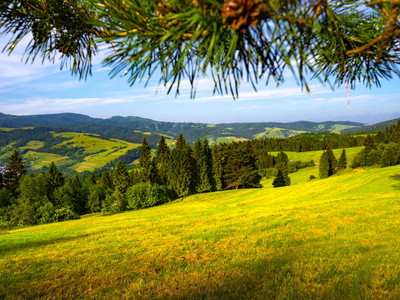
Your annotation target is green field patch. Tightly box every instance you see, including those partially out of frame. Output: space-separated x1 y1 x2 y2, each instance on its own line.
19 140 44 150
329 124 360 133
270 146 363 165
1 165 400 298
65 137 141 172
216 136 248 143
0 127 34 131
23 151 69 170
253 127 306 139
0 127 14 132
52 131 84 138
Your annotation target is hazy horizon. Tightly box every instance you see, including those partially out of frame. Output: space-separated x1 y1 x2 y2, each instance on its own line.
1 36 400 125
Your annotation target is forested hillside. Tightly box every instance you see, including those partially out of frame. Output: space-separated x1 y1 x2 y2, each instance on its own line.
0 113 366 143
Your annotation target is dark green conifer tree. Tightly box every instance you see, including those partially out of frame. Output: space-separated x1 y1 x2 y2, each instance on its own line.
72 174 82 188
319 151 330 179
113 160 130 211
175 133 186 150
192 137 214 193
4 149 27 196
167 148 192 197
363 134 377 152
156 135 170 184
223 142 261 189
100 170 114 190
211 143 223 191
272 169 286 188
139 136 151 170
272 152 290 187
337 149 347 170
45 162 64 202
325 146 337 176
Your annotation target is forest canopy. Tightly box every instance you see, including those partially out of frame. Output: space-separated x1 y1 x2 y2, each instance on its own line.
1 0 399 97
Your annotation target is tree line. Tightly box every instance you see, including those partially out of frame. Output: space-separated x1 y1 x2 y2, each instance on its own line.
0 134 263 228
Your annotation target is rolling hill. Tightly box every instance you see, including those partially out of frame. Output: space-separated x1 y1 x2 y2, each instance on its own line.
0 112 366 143
1 162 400 298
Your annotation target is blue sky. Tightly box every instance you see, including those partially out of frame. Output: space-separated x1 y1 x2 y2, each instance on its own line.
1 37 399 125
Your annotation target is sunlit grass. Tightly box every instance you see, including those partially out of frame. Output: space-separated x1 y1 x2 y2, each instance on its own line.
23 151 69 170
1 164 400 299
19 140 44 150
253 127 306 139
270 146 363 164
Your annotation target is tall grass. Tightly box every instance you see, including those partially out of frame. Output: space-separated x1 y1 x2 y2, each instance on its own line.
1 165 400 299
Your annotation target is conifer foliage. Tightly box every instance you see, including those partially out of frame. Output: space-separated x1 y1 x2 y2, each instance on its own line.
337 149 347 170
319 146 337 179
272 152 291 188
1 0 400 97
4 149 27 195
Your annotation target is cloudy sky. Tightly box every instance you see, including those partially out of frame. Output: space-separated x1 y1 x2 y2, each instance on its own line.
1 36 399 125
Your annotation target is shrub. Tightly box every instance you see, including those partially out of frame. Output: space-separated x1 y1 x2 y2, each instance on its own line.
38 202 55 224
126 183 176 210
53 207 80 222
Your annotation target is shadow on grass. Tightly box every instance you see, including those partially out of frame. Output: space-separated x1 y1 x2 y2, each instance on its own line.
145 255 396 300
390 174 400 190
390 174 400 181
0 233 91 256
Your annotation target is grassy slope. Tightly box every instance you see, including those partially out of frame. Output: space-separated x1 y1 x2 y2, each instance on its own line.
1 163 400 299
270 146 363 164
5 132 141 172
253 127 306 139
53 133 141 172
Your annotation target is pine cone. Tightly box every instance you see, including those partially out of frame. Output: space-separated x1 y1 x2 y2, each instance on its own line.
222 0 266 31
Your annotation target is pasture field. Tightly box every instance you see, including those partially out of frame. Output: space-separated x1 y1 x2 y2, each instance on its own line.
53 133 141 172
1 164 400 299
216 136 249 143
270 146 364 165
23 151 70 170
253 127 306 139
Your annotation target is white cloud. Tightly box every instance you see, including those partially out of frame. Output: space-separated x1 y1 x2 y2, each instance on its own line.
0 94 159 116
232 105 264 110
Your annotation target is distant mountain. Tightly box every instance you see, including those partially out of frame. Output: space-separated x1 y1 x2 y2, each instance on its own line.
343 117 400 134
0 112 367 143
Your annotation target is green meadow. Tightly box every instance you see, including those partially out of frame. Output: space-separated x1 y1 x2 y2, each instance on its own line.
271 146 364 165
1 132 142 173
253 127 306 139
1 163 400 299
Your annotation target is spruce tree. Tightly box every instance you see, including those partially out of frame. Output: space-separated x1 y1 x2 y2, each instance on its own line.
46 162 64 188
156 135 170 184
4 149 27 195
337 149 347 170
139 136 151 170
175 133 186 150
100 170 114 190
223 142 261 189
192 137 214 193
363 135 377 152
45 161 65 203
272 169 286 188
319 151 330 179
167 148 192 197
272 158 290 188
211 143 224 191
113 160 130 211
325 146 337 176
